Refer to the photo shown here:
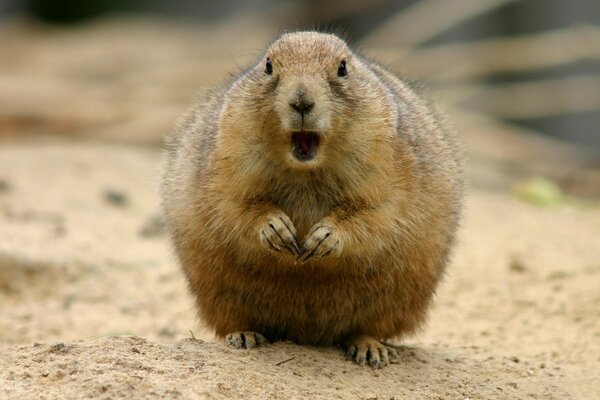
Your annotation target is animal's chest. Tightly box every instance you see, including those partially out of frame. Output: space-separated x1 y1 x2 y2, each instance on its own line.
275 189 336 239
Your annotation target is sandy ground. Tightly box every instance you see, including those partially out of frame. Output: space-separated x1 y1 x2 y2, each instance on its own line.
0 141 598 399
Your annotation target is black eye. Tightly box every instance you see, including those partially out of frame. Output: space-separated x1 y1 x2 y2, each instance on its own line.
265 58 273 75
337 60 347 77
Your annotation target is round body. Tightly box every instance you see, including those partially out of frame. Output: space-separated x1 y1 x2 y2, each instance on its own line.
161 32 464 346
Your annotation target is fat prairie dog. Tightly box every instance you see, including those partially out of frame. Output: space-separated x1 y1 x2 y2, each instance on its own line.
161 31 464 368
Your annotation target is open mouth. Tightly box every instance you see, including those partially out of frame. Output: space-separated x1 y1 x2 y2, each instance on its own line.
291 131 320 161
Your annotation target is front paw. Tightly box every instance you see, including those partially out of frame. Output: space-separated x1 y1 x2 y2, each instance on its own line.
298 221 343 262
258 211 301 256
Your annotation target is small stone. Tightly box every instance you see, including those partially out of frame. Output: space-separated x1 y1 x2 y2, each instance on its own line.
103 189 128 206
0 179 11 193
158 325 176 338
509 255 527 273
48 343 72 354
139 215 164 238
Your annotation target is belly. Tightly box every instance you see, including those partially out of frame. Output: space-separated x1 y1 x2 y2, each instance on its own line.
222 261 393 345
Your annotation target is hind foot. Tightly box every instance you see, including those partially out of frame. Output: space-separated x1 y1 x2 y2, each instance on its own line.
345 335 398 369
225 331 269 349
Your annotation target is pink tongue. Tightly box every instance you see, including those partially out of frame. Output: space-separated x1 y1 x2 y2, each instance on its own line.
299 136 311 154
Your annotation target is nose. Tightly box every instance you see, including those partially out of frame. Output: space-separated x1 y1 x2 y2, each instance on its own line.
289 98 314 115
288 85 314 115
290 98 315 115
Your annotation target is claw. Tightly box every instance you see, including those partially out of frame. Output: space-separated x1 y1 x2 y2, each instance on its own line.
261 231 281 253
298 233 328 263
297 223 341 263
347 345 357 357
259 212 300 256
279 217 301 254
345 335 393 369
225 331 268 349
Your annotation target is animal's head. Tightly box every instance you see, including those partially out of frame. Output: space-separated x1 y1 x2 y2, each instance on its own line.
221 32 396 171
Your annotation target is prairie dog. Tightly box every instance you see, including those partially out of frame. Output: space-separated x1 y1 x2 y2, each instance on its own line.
161 31 464 368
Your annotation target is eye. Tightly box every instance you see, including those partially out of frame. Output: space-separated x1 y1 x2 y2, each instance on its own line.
265 58 273 75
337 60 347 77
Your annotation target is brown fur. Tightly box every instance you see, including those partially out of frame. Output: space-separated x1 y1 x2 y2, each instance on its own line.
161 32 464 362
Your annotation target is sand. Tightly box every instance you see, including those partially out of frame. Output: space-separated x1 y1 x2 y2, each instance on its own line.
0 141 598 399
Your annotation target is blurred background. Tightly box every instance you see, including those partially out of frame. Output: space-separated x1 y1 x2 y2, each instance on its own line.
0 0 599 197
